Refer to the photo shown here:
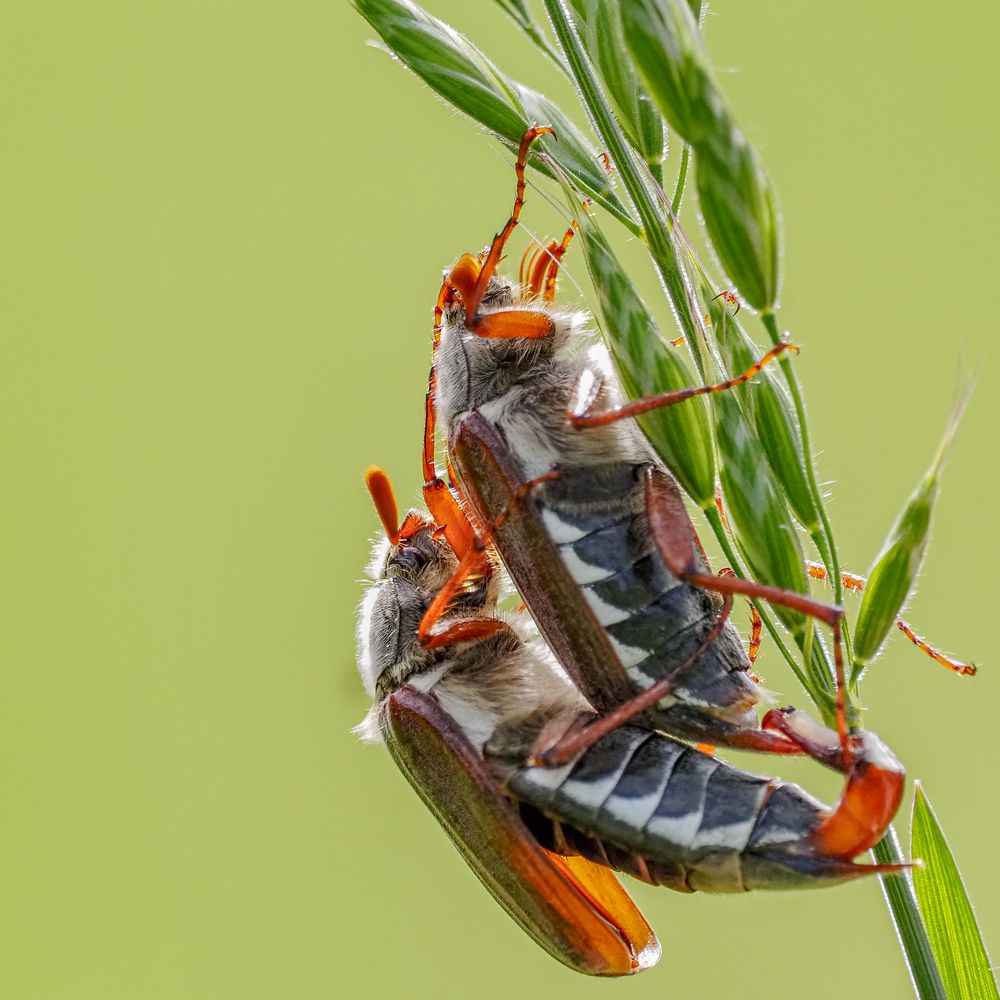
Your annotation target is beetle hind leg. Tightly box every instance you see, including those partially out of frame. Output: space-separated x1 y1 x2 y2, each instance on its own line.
763 707 905 860
643 466 854 765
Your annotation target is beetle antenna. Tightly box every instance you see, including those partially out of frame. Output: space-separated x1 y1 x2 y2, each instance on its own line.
365 466 400 545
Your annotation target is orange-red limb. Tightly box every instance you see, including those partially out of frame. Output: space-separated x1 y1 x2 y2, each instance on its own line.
417 543 493 647
488 470 562 531
763 708 905 860
425 127 555 526
417 471 559 648
420 377 481 561
569 341 799 429
473 309 555 340
422 476 476 561
462 126 555 319
806 561 976 676
747 602 763 669
807 561 864 593
419 615 509 650
711 289 741 316
643 467 852 768
896 620 977 676
542 222 577 302
423 376 438 485
440 254 481 321
425 272 463 503
714 490 732 535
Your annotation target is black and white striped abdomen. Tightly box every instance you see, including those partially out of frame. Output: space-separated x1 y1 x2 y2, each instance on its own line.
505 726 830 893
535 462 756 717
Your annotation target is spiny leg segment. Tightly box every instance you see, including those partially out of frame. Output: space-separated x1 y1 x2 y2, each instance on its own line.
806 561 976 676
568 340 799 429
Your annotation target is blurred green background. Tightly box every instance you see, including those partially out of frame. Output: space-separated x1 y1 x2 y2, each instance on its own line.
2 2 997 997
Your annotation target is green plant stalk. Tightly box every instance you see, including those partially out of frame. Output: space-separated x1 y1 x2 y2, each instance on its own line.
542 0 701 353
874 828 947 999
543 0 817 689
761 310 855 672
670 144 690 217
667 0 696 215
671 0 700 218
703 504 809 692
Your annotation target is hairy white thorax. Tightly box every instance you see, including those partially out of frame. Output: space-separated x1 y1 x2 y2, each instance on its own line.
434 275 653 481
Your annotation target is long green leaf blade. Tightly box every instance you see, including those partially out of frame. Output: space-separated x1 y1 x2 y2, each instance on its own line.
874 829 948 1000
353 0 633 229
355 0 523 136
912 785 999 999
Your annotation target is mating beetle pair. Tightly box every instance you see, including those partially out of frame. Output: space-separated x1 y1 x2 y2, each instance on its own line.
355 127 949 975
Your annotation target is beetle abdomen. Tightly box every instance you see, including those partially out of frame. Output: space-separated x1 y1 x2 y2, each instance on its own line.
535 464 758 721
505 725 849 893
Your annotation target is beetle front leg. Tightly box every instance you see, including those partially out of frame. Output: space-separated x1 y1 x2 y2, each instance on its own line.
417 467 560 649
462 125 555 318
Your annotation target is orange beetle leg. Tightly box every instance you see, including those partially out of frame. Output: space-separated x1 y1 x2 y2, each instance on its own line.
570 341 799 429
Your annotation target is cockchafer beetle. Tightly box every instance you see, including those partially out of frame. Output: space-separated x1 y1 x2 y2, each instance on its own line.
419 126 845 763
356 468 907 976
418 126 968 771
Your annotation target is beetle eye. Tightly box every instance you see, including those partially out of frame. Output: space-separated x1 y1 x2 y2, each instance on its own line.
390 540 429 577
